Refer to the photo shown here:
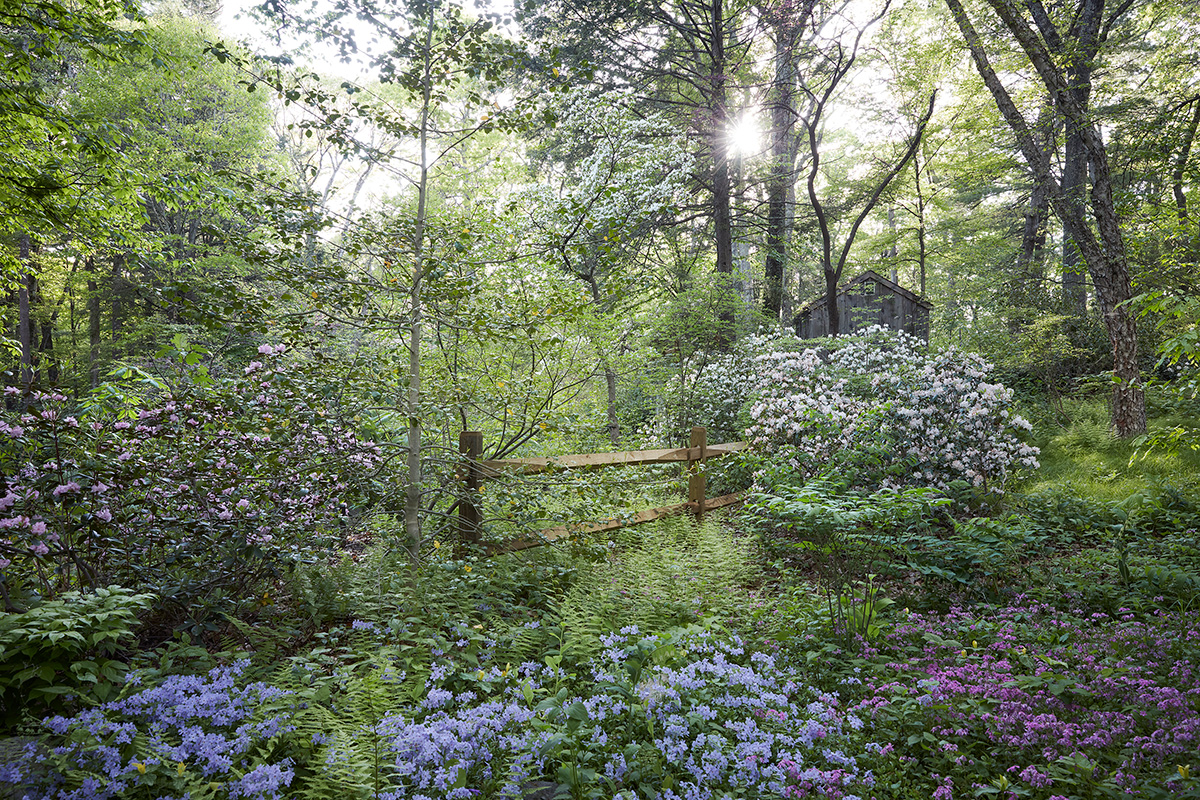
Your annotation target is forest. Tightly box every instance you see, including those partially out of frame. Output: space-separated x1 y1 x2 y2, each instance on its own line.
1 0 1199 796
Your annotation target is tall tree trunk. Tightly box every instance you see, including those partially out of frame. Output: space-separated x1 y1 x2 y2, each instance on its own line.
763 9 799 321
1171 96 1200 223
1041 0 1101 315
1017 181 1050 304
18 235 33 389
88 256 101 388
39 314 56 386
110 254 124 361
585 274 622 445
947 0 1145 437
1061 131 1088 312
405 11 436 564
707 0 737 346
914 156 928 295
886 205 898 282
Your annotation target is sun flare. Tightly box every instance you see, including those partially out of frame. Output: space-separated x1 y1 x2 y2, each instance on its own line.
727 113 762 157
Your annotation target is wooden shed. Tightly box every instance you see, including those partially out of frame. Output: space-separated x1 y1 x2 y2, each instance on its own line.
794 270 932 341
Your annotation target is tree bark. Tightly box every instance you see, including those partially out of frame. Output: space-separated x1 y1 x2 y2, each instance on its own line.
1032 0 1102 314
40 314 56 386
88 256 101 388
30 270 56 387
708 0 736 346
1172 96 1200 223
1018 181 1050 300
763 8 800 321
887 205 898 282
947 0 1145 436
18 235 33 389
584 274 622 445
1061 131 1088 312
405 12 437 565
913 156 928 295
110 253 124 360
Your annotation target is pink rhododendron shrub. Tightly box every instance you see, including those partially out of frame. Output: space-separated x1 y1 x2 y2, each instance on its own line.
746 327 1039 492
0 347 384 629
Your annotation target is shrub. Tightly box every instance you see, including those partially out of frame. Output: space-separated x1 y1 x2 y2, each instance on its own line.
746 326 1040 493
0 586 154 728
0 345 385 633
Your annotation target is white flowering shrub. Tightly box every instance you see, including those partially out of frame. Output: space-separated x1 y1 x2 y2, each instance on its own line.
640 329 797 447
643 348 754 446
746 327 1039 493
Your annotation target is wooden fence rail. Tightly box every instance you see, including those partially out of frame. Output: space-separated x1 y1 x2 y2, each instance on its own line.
458 426 748 554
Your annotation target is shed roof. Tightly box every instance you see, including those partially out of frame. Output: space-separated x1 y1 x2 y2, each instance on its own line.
797 270 933 315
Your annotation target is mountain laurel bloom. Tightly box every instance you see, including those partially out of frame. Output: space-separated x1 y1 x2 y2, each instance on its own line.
745 327 1038 492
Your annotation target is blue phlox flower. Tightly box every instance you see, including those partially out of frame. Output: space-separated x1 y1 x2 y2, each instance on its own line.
228 760 295 799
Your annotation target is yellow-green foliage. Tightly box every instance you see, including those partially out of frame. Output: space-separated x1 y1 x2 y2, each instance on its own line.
551 515 758 663
1022 397 1200 503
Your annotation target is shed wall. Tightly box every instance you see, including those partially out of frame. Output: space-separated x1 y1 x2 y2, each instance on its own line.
796 279 930 341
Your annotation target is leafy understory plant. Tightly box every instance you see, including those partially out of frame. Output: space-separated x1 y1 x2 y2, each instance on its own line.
0 586 155 726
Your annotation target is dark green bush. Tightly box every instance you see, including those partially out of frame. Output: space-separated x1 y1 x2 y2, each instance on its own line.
0 586 154 729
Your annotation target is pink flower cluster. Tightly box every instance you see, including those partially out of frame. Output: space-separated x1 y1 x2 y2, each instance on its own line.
0 349 383 598
858 600 1200 794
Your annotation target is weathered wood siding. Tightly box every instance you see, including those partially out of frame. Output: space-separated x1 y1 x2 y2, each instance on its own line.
795 272 931 341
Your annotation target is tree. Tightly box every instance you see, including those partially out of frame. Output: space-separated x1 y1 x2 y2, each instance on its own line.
66 12 273 372
519 0 759 343
242 0 540 559
760 0 817 321
945 0 1146 436
0 0 149 238
796 1 936 336
2 0 156 389
519 92 695 444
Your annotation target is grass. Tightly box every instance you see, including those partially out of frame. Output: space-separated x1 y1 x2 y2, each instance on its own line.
1019 395 1200 502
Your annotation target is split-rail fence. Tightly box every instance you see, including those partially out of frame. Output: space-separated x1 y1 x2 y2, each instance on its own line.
457 426 747 554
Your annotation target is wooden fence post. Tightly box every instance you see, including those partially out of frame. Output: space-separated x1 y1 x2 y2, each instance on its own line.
459 431 483 546
688 426 707 522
